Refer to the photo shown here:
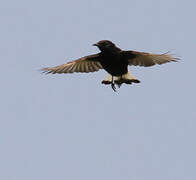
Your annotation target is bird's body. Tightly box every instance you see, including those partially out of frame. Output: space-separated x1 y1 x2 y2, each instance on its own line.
42 40 178 91
99 51 128 76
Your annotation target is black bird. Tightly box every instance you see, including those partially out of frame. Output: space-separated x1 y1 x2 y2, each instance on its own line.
42 40 178 91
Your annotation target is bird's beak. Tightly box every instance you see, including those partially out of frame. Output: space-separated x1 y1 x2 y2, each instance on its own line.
93 43 98 46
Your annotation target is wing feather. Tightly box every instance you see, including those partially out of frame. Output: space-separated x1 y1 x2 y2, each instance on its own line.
124 51 179 67
42 53 103 74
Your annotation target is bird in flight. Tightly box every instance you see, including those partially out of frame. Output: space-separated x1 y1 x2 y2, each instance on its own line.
42 40 178 91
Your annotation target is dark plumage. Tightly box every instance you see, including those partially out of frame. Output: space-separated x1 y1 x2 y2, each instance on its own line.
42 40 178 91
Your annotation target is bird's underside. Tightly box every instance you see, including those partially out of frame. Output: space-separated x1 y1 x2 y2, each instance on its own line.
42 40 178 92
101 71 140 91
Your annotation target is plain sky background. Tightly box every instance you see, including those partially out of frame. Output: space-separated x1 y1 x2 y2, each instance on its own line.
1 0 196 179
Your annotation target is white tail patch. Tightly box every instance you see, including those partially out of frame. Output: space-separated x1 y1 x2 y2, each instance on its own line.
121 71 137 81
102 74 120 81
102 71 140 85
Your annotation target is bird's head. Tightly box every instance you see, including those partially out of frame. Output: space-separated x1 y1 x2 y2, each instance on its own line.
93 40 120 52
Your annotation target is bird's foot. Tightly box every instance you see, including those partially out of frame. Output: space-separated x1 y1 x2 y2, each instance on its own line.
114 80 123 88
117 83 122 88
111 83 117 92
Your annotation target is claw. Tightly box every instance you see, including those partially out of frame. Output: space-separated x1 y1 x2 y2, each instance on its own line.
115 79 123 88
117 83 122 88
111 83 117 92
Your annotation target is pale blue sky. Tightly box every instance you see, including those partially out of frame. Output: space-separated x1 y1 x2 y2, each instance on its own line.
0 0 196 179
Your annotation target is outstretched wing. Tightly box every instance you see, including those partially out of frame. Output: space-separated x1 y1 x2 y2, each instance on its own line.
124 51 178 67
42 53 103 74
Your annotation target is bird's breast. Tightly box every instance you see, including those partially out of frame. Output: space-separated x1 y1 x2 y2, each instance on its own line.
100 53 128 76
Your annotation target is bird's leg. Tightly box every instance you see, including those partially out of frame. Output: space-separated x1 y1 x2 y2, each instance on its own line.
117 75 123 88
111 76 116 92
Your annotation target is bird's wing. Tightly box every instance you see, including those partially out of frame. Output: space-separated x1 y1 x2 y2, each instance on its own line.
124 51 178 67
41 54 103 74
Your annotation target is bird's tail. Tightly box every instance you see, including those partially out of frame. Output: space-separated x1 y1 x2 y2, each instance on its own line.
102 71 140 85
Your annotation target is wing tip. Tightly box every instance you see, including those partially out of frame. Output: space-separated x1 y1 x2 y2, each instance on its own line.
162 51 181 62
40 67 54 74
